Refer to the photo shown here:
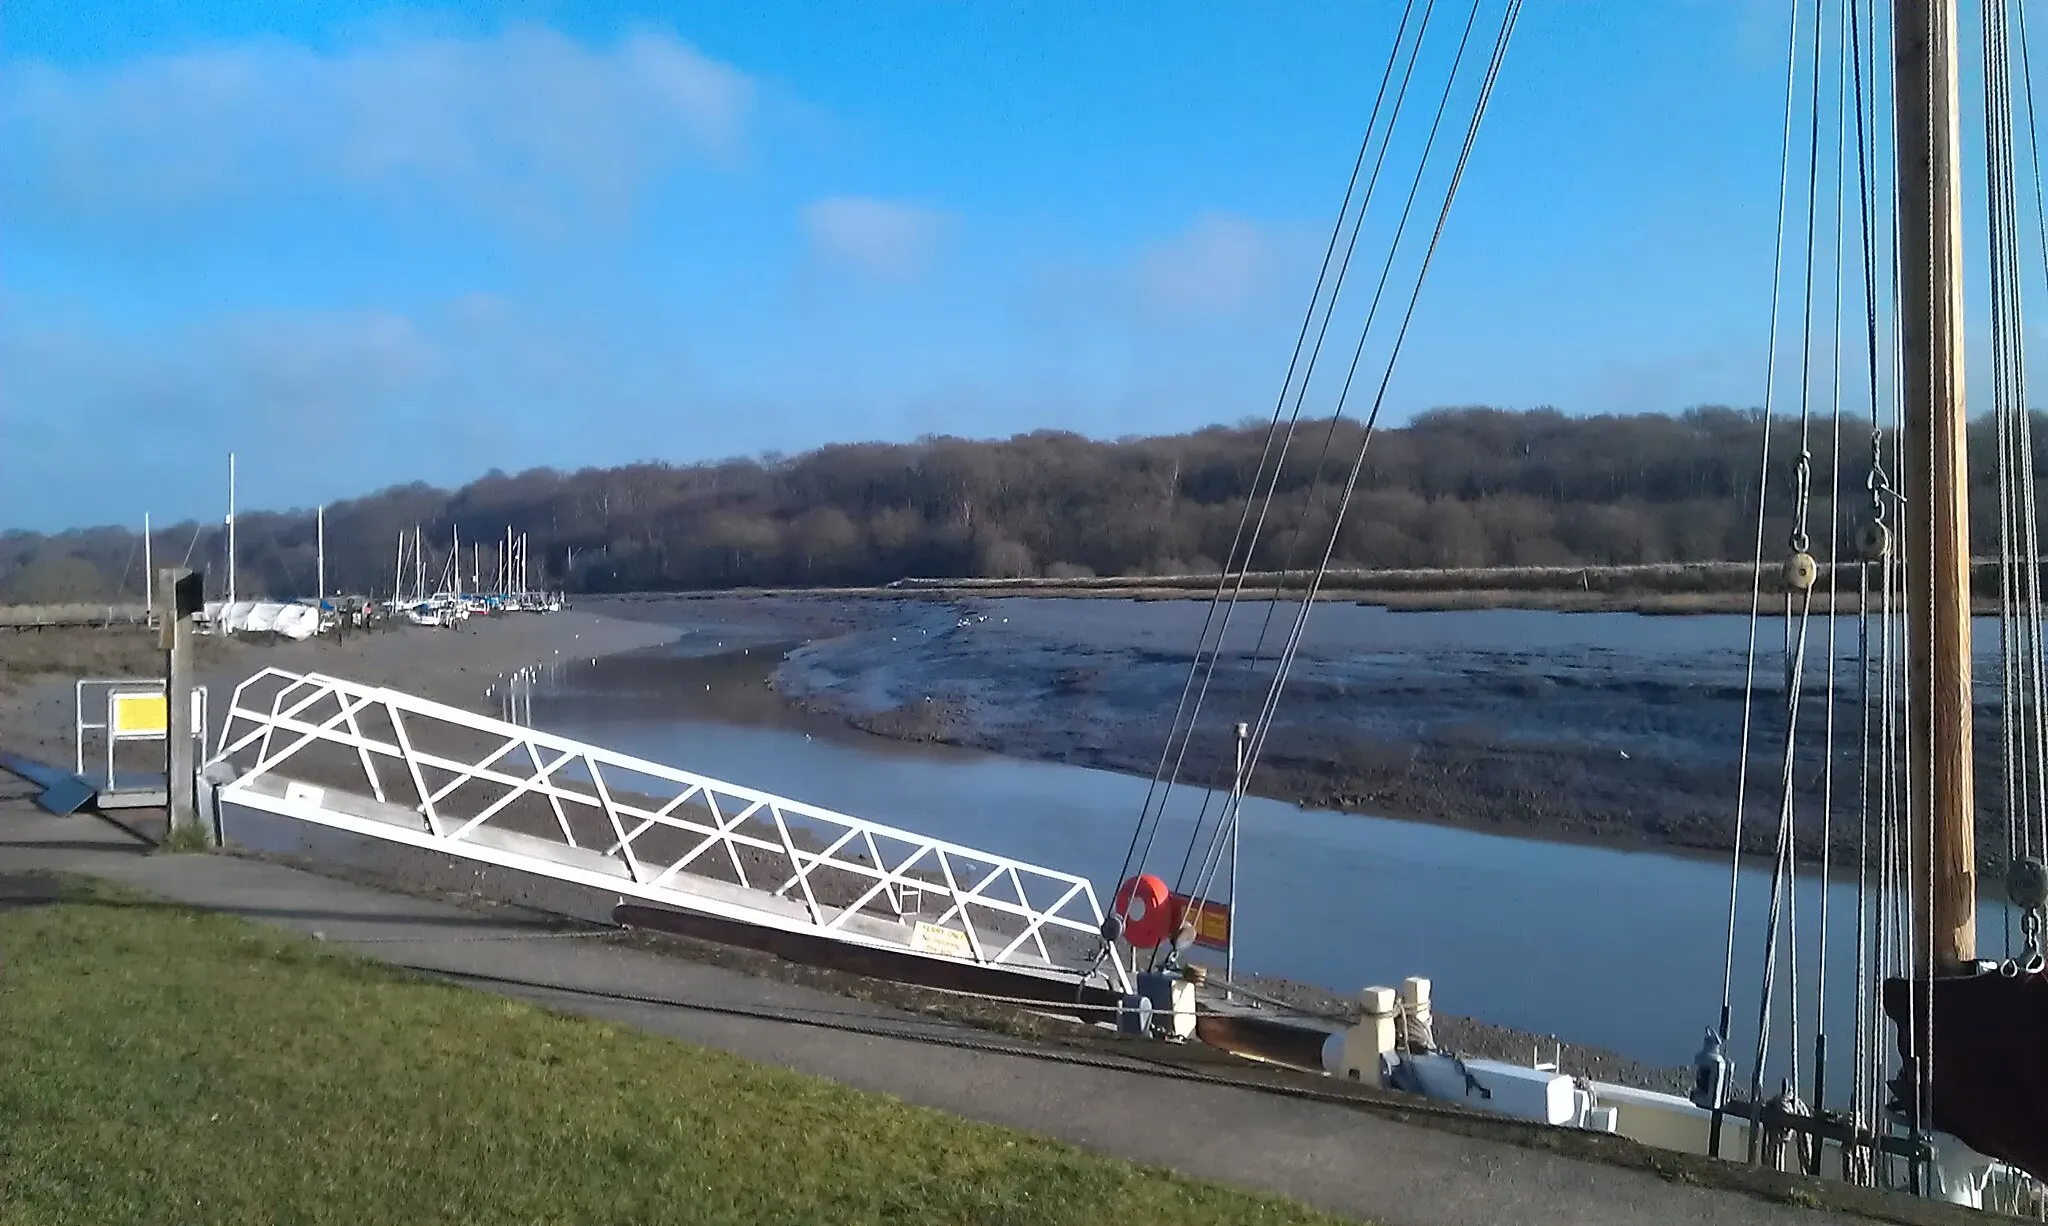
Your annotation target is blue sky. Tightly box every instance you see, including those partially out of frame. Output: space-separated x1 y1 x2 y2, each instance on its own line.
2 1 1802 530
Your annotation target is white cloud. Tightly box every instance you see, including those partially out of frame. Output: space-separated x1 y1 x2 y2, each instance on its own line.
0 25 755 230
1132 212 1277 317
802 196 952 283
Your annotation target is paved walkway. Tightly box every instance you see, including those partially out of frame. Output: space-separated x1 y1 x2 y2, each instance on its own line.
0 787 1905 1226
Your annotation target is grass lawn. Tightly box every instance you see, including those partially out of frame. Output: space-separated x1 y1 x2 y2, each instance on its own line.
0 878 1349 1226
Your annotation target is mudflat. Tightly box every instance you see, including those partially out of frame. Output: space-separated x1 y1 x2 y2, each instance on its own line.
591 592 1823 868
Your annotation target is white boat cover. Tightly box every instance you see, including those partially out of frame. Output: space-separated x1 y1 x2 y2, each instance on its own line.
202 601 321 640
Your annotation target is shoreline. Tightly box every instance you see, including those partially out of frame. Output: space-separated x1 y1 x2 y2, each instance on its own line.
522 618 1699 1092
596 566 2015 617
0 611 680 769
0 604 1694 1091
587 592 2012 880
610 584 1776 616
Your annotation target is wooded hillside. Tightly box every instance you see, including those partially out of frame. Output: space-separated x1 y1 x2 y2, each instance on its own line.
1 406 2016 602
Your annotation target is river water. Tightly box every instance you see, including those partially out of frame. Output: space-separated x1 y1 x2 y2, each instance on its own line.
513 602 2018 1087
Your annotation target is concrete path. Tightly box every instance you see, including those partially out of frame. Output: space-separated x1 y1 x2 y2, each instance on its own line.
0 790 1894 1226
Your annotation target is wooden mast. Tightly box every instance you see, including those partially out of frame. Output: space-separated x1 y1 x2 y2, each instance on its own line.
1894 0 1976 973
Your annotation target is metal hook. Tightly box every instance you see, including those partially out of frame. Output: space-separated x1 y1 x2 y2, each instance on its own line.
1866 464 1902 524
1790 452 1815 553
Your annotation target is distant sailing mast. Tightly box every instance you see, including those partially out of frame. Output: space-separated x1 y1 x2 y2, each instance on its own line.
226 451 238 608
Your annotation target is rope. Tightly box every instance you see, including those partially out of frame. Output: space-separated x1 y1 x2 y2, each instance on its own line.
1202 977 1353 1025
1854 549 1875 1146
1845 0 1886 1145
1991 0 2026 963
1153 0 1449 937
1988 21 2048 1182
1747 586 1817 1165
1170 0 1504 925
1721 0 1809 1039
2012 0 2048 876
1874 0 1913 1175
1812 0 1857 1116
1743 2 1830 1163
2020 8 2048 914
1904 0 1945 1160
1176 0 1522 935
1726 0 1946 1175
1983 24 2048 1194
1781 0 1831 1108
1110 0 1430 919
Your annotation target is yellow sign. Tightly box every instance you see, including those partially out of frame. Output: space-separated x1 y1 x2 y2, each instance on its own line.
910 921 974 960
110 692 168 737
1170 896 1232 951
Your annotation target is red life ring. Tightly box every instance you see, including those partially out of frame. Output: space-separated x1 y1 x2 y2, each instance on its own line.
1113 873 1173 949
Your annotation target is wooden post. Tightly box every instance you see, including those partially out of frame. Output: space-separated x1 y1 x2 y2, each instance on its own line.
1894 0 1976 972
158 567 203 843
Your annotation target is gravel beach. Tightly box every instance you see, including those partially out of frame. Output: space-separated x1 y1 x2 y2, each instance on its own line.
0 609 679 768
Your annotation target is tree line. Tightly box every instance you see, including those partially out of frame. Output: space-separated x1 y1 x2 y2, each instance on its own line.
3 406 2039 604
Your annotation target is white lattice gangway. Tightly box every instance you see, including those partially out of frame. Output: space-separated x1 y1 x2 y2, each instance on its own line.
209 668 1130 993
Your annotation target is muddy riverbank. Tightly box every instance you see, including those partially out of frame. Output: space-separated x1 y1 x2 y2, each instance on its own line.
0 599 1726 1089
214 618 1699 1094
591 592 1875 869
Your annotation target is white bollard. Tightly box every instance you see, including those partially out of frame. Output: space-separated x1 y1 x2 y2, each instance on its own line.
1400 976 1435 1049
1328 986 1398 1083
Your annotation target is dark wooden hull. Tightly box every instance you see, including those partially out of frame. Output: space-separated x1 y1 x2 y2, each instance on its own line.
1884 970 2048 1180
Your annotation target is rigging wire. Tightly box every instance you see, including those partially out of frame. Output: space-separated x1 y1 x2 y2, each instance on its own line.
1096 0 2021 1192
1873 0 1912 1174
1745 0 1829 1160
1813 0 1855 1123
1844 0 1892 1152
1142 0 1447 928
1106 0 1430 922
1186 0 1524 919
1163 0 1505 926
1992 0 2028 967
113 537 139 603
1905 0 1941 1163
2016 0 2048 870
1726 0 1937 1177
1721 0 1812 1056
1107 0 1527 983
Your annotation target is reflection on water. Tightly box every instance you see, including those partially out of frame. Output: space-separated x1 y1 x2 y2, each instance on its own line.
511 614 2011 1094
